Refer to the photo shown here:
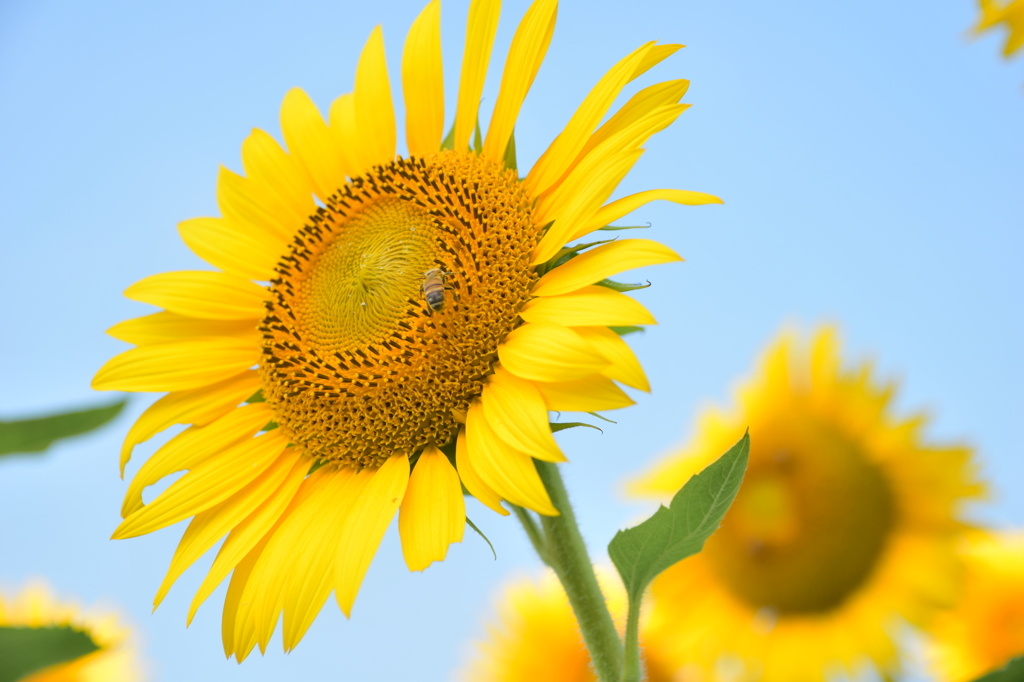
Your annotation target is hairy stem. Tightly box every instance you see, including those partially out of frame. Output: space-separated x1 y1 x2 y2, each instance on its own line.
533 460 624 682
622 594 643 682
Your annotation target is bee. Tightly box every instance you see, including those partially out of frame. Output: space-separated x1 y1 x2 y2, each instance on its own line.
421 268 455 312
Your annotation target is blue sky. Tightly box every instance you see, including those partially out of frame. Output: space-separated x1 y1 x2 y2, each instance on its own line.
1 0 1021 680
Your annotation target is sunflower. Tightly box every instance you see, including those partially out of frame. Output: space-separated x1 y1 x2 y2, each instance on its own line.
91 0 719 661
628 326 985 682
460 567 672 682
0 581 143 682
928 531 1024 682
974 0 1024 58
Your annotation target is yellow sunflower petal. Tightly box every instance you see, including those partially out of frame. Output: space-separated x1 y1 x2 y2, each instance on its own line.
531 147 644 264
117 370 259 476
573 188 723 241
456 427 510 516
572 79 690 173
178 217 282 281
535 375 635 412
188 459 309 626
525 42 654 197
402 0 444 157
575 326 649 392
497 322 608 383
327 92 361 175
532 239 682 297
152 447 304 610
121 402 273 517
124 271 266 321
107 311 257 347
221 530 271 660
92 336 260 393
398 445 466 571
355 26 397 170
280 87 349 201
283 467 374 651
240 127 317 229
215 165 300 244
113 430 288 539
483 0 557 160
453 0 502 152
481 367 565 462
334 454 410 617
234 467 366 654
631 43 683 79
520 285 655 327
465 400 557 515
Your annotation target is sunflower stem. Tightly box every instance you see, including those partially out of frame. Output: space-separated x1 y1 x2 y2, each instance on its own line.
622 594 643 682
533 460 624 682
511 504 550 566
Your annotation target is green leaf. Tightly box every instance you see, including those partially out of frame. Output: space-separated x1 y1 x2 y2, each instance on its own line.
0 399 127 457
550 421 603 434
503 130 518 172
970 657 1024 682
595 278 651 293
0 626 101 682
609 432 749 602
598 223 650 232
466 516 497 560
610 326 645 336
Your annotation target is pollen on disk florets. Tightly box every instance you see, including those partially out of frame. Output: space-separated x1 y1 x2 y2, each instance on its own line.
258 151 539 468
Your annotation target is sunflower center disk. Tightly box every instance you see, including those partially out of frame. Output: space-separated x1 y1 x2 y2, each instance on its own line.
259 152 539 469
704 416 897 614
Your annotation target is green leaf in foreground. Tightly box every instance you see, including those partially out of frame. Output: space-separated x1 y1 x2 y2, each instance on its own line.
970 657 1024 682
609 432 749 602
0 625 101 682
0 399 126 457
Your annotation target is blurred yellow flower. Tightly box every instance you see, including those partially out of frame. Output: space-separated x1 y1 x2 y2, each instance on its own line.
91 0 718 662
461 568 673 682
974 0 1024 58
929 531 1024 682
0 581 143 682
629 326 985 682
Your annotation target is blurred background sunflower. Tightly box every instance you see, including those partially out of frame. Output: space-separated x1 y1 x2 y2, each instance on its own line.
1 0 1020 679
0 581 143 682
630 327 986 681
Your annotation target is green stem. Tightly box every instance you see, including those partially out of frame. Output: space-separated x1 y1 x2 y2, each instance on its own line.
533 460 624 682
622 594 643 682
511 504 550 566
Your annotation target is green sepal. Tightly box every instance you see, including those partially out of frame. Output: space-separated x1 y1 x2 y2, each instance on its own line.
466 516 497 560
503 130 518 172
245 390 265 403
609 432 749 604
261 421 279 432
585 411 616 424
307 458 328 476
535 238 616 277
598 223 650 232
441 122 456 151
550 421 603 434
595 278 651 293
970 657 1024 682
0 399 126 457
472 120 483 154
610 326 645 336
0 625 101 682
